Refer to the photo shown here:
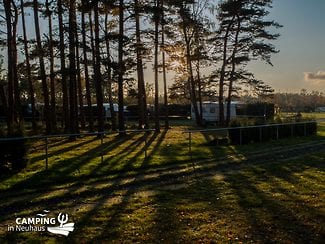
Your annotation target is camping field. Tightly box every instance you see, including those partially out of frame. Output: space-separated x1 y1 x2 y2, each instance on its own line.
0 114 324 243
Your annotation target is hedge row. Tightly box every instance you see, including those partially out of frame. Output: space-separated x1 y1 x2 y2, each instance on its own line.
228 122 317 145
0 131 28 174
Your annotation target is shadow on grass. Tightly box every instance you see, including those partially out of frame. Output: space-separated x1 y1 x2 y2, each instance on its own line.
28 136 98 165
0 134 138 193
1 129 324 243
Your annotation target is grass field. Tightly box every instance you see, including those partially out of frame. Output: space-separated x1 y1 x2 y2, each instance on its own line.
0 113 324 242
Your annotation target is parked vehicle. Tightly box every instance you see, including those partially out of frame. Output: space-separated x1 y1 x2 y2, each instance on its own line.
83 103 119 120
191 101 237 123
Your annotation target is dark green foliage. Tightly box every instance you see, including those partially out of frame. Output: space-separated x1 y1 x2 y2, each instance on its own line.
228 122 317 145
236 102 275 119
160 104 191 118
0 129 28 173
125 104 190 120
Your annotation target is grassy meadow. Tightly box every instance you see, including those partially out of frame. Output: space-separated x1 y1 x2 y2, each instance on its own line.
0 113 324 243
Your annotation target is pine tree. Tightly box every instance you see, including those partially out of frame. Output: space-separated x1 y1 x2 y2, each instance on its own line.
33 0 52 133
57 0 69 132
20 0 36 130
68 0 78 134
215 0 282 126
118 0 126 135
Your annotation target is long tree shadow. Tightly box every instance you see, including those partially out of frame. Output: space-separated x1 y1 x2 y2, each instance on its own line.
70 132 167 241
46 131 168 242
223 169 324 243
149 178 229 242
74 130 171 243
72 174 138 242
115 130 167 171
2 128 323 242
1 148 323 242
141 129 168 168
0 132 162 227
1 134 137 194
28 136 98 164
58 133 160 242
85 131 163 180
0 136 97 187
189 132 325 242
85 132 159 178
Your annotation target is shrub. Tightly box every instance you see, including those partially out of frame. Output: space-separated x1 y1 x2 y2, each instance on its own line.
228 121 317 145
0 129 28 173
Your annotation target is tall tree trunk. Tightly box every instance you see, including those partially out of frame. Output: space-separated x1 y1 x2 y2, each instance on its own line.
81 2 94 131
93 4 104 133
194 28 203 123
134 0 147 128
181 14 201 126
88 12 96 79
226 16 240 126
68 0 78 134
12 1 22 129
104 13 116 131
46 0 57 131
161 0 168 129
196 59 203 123
219 16 235 126
21 0 36 130
3 0 14 135
134 0 148 129
33 0 52 134
89 11 98 130
154 0 160 132
118 0 125 135
76 33 86 130
57 0 69 132
0 84 7 111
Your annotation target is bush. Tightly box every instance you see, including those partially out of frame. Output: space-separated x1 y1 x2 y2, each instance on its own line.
0 129 28 173
236 102 275 119
228 121 317 145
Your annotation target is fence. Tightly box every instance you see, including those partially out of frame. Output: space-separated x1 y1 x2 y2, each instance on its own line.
183 121 317 158
0 121 318 171
0 129 156 170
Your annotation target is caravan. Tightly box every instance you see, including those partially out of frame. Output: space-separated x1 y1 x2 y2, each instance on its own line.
83 103 119 120
191 101 237 124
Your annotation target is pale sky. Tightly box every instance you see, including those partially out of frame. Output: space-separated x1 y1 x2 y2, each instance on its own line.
247 0 325 93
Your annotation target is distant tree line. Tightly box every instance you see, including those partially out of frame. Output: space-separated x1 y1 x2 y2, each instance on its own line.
274 90 325 113
0 0 281 136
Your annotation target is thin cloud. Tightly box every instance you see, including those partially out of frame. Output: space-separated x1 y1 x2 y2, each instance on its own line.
304 71 325 81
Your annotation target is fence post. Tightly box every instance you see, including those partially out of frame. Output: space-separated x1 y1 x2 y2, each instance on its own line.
276 126 279 140
259 127 262 142
291 124 294 137
45 136 48 170
239 128 242 145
